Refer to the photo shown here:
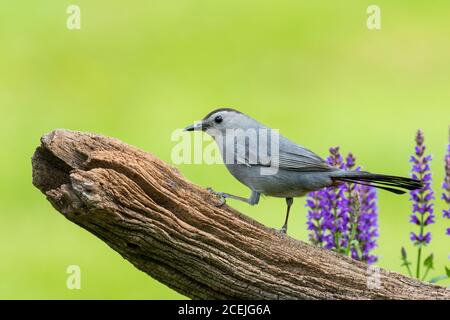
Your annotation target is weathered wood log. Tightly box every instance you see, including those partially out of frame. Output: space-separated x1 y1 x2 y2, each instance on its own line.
31 129 450 300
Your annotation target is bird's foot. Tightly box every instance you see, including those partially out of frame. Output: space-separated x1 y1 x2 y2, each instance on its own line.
206 187 226 207
271 226 288 236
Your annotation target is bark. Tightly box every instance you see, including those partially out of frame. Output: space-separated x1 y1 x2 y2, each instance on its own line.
31 129 450 300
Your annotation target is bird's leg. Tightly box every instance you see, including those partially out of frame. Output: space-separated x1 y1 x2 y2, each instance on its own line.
280 197 293 234
207 188 260 207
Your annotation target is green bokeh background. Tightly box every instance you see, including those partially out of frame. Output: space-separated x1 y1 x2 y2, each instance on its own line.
1 1 449 299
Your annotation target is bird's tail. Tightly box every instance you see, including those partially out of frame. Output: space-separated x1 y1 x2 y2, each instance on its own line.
331 171 423 194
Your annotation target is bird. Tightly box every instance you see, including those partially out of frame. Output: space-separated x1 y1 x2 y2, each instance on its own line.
184 108 423 234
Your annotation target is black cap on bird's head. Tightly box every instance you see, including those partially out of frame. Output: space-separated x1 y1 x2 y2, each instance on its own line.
184 108 246 132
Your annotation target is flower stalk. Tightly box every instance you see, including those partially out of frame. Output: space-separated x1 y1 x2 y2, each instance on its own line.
404 130 434 279
442 129 450 239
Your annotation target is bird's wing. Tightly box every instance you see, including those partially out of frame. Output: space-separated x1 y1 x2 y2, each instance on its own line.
236 134 335 172
276 148 334 172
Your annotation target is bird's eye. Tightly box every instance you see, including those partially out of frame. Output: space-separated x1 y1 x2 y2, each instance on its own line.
214 115 223 123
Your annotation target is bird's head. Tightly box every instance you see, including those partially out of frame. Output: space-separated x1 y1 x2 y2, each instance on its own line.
184 108 259 137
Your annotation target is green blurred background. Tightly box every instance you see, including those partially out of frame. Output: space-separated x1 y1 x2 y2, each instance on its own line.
0 1 449 299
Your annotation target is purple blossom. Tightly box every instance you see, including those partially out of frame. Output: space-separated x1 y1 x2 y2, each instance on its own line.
306 147 346 251
343 152 378 264
306 190 328 247
327 147 346 170
410 232 431 244
409 130 434 247
306 189 333 247
342 153 358 248
324 147 348 251
354 183 378 264
306 148 378 264
442 141 450 239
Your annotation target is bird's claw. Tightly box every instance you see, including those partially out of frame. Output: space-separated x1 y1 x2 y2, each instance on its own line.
270 226 288 236
206 187 226 207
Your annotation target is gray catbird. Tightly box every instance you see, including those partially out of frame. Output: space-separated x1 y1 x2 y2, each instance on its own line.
185 108 422 233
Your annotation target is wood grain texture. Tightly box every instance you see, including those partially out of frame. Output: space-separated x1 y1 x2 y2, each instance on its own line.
31 129 450 300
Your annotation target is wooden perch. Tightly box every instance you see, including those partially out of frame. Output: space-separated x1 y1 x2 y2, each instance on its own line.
31 129 450 300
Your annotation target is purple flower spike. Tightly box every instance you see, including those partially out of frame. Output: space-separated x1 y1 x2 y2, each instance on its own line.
324 147 347 251
355 183 378 264
306 148 379 264
306 190 328 247
442 137 450 239
327 147 345 169
345 153 356 170
409 130 434 247
306 147 346 252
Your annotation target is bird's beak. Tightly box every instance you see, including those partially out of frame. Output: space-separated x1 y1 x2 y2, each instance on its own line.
184 121 205 132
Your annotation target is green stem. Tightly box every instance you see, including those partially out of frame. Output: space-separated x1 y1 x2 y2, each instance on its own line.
332 199 341 253
416 246 422 279
345 223 356 257
416 199 425 279
345 184 353 257
403 257 413 277
334 229 341 252
345 183 360 258
415 167 425 279
422 265 431 281
316 197 324 249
